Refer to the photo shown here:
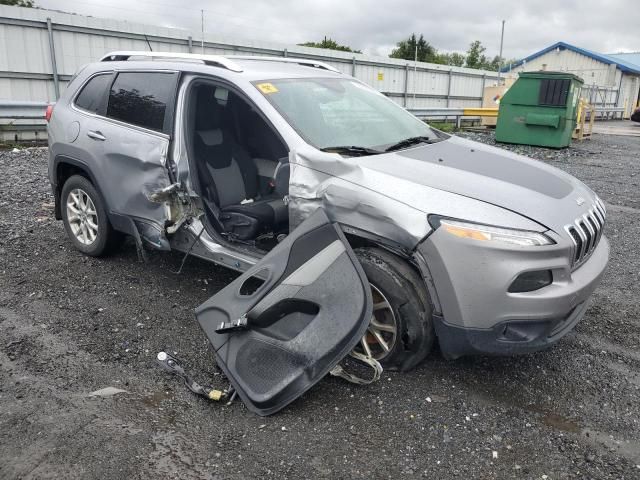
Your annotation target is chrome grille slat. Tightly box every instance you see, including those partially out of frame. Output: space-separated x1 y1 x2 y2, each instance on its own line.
565 201 606 268
582 215 596 252
574 221 589 260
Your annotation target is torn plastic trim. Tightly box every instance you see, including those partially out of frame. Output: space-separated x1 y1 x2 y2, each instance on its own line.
134 219 171 251
147 180 200 236
412 247 443 316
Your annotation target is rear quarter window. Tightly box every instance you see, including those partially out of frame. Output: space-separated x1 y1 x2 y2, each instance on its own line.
74 73 112 114
106 72 178 133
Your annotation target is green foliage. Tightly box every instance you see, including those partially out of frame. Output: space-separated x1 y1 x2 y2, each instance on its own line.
299 36 361 53
427 121 456 132
389 34 438 63
389 35 505 71
0 0 35 6
465 40 488 69
436 52 466 67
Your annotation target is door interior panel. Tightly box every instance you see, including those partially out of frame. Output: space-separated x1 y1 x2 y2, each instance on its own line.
195 208 372 416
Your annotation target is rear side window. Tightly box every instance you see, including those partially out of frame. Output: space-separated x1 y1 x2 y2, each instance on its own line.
106 72 178 133
74 73 112 114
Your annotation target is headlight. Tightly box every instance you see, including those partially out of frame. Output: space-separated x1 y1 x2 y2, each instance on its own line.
434 218 555 247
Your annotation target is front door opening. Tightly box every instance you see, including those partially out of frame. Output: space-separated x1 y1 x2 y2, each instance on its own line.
188 82 290 249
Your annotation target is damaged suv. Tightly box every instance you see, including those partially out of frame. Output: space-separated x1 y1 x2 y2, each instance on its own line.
48 52 609 414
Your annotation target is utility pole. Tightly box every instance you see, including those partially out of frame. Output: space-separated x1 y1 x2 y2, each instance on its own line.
413 44 417 103
201 10 205 54
498 19 505 81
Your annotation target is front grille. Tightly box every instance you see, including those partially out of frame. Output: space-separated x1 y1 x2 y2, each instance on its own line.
565 198 606 268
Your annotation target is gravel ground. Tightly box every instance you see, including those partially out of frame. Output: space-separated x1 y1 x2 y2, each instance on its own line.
1 132 639 479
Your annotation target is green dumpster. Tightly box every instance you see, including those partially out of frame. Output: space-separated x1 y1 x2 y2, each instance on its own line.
495 71 583 148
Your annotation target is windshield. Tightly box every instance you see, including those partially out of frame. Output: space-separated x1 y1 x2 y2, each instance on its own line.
253 77 442 151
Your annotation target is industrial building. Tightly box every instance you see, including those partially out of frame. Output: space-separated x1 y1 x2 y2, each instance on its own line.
506 41 640 118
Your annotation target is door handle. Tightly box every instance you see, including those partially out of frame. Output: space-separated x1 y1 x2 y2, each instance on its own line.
87 130 106 141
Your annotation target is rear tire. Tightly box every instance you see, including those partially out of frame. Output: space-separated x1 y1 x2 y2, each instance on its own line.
60 175 122 256
354 247 435 371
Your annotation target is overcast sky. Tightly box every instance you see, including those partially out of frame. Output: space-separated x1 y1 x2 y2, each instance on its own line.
35 0 639 59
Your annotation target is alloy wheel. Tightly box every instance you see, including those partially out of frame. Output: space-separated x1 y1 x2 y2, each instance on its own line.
358 283 398 361
66 188 99 245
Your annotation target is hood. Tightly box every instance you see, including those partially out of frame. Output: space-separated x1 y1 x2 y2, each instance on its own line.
348 135 597 233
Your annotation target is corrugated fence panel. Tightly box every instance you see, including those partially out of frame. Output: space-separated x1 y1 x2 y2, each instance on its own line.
0 4 501 106
0 23 51 73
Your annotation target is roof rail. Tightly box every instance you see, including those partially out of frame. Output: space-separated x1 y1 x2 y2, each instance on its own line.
229 56 342 73
99 51 243 72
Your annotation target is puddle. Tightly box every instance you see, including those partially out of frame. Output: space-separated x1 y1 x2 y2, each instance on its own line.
539 412 581 434
142 390 173 408
467 388 640 463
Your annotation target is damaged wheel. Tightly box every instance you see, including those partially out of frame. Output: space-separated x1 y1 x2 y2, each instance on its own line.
354 247 434 371
61 175 122 256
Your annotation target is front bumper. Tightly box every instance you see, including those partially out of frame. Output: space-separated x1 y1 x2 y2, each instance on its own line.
417 229 609 359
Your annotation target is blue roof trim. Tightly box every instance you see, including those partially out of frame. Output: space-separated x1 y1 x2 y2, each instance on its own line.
606 52 640 72
502 41 640 74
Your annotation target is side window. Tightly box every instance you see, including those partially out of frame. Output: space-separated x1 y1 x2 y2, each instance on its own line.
106 72 178 133
74 73 112 114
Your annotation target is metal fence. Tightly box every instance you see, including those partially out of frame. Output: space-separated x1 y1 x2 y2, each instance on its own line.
0 5 501 110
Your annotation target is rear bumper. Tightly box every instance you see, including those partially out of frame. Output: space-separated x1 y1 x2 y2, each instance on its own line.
417 229 609 359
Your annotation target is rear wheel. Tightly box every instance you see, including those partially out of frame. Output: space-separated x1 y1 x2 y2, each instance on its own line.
354 247 435 371
61 175 122 256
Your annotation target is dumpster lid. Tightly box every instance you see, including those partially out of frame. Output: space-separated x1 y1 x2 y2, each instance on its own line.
518 71 584 84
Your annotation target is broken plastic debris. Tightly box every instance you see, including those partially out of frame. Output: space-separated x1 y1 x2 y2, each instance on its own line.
88 387 129 397
492 451 498 459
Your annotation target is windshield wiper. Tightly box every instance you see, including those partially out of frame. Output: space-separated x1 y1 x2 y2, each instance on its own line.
384 136 440 152
320 145 383 156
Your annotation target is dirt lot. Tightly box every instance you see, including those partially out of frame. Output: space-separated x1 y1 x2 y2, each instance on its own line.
1 132 639 479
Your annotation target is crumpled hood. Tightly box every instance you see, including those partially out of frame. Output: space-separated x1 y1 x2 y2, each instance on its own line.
349 135 597 232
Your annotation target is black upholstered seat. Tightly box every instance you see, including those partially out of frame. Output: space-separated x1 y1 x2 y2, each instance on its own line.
193 87 287 239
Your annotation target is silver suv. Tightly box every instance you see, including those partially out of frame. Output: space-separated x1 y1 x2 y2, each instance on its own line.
48 52 609 414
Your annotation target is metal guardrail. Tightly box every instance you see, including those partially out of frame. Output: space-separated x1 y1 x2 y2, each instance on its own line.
407 107 498 127
0 101 47 142
0 101 623 141
0 100 48 119
594 107 625 120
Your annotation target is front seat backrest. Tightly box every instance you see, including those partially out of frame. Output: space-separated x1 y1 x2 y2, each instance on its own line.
193 86 260 207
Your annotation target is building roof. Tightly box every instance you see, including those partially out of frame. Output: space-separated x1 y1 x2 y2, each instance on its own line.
504 41 640 75
607 52 640 70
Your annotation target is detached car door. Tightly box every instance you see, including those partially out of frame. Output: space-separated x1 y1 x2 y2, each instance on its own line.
79 70 178 249
195 208 373 416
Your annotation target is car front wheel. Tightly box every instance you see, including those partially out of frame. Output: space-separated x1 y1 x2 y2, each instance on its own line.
354 247 435 371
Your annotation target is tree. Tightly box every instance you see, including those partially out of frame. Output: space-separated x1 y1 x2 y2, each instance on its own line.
0 0 35 6
436 52 465 67
465 40 489 69
389 33 438 63
299 36 361 53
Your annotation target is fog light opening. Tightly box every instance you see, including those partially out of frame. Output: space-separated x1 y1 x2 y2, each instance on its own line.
508 270 553 293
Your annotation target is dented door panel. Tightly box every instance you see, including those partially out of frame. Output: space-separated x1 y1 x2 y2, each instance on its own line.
81 115 175 247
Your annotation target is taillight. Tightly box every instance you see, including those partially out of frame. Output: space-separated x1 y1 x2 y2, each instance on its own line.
45 104 54 122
